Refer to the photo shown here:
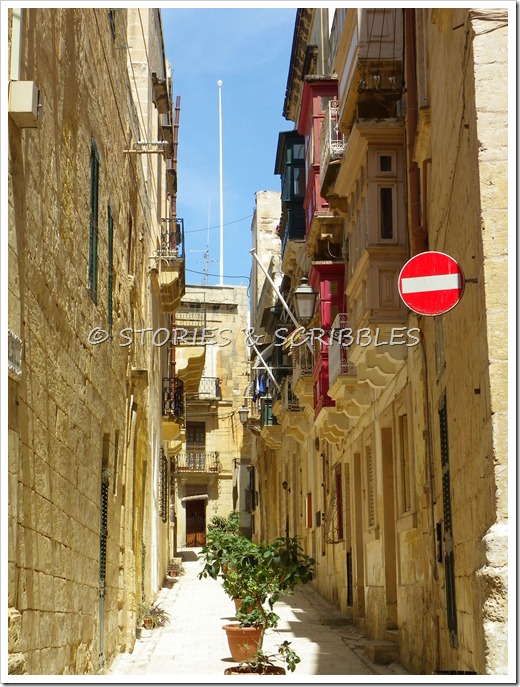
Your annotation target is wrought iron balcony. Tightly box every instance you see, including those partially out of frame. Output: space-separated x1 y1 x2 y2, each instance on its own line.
174 451 221 473
292 343 314 385
320 99 347 195
328 314 357 389
186 377 221 402
162 376 185 419
279 376 302 412
156 217 185 268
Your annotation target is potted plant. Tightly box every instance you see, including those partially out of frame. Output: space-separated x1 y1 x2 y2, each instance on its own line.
137 602 171 630
199 522 315 669
223 641 301 675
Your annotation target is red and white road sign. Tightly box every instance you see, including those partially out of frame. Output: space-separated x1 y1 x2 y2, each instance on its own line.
398 251 465 316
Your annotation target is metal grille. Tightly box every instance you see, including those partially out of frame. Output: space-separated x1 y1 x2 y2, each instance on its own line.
89 141 99 302
439 395 458 648
159 448 168 523
346 549 354 607
163 377 185 418
99 472 109 590
366 444 376 527
107 205 114 335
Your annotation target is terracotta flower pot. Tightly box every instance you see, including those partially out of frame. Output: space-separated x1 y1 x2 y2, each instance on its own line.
222 623 263 661
142 617 153 630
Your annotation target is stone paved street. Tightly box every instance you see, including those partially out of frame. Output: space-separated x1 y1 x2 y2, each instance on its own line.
108 548 409 680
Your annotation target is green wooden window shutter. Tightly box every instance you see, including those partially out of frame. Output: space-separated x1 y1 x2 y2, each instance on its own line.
107 204 114 334
439 394 458 648
89 141 99 303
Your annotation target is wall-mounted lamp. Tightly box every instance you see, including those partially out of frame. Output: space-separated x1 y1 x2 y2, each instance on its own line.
238 406 261 434
238 406 249 424
293 276 318 325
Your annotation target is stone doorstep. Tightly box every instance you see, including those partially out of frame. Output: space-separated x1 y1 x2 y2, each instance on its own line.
318 612 353 626
363 640 400 665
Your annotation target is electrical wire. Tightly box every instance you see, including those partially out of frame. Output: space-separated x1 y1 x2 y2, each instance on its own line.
184 214 253 234
185 268 251 283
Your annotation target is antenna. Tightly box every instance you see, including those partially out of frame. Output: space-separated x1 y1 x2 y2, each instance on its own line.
218 79 224 286
189 197 216 285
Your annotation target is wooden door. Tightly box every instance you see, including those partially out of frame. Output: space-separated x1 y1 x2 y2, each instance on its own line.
186 499 206 547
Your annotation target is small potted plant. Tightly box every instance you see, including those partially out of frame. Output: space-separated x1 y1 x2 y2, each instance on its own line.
199 519 315 669
138 602 171 630
224 641 301 675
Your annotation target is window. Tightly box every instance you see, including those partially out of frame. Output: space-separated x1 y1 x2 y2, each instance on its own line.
380 187 393 239
107 205 114 334
398 414 411 512
292 143 305 160
89 141 100 302
186 422 206 469
293 166 305 197
306 493 313 528
380 155 392 172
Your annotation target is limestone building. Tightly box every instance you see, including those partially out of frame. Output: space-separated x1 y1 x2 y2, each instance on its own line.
7 8 185 674
170 284 250 548
249 7 509 675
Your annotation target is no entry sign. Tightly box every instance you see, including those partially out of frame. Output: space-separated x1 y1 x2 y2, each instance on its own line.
398 251 465 316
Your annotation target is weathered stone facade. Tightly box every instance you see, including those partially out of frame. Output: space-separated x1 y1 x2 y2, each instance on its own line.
250 7 509 676
8 8 180 674
171 285 250 546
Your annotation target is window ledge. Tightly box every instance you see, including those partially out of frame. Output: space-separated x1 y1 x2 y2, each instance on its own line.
365 526 380 543
396 511 417 533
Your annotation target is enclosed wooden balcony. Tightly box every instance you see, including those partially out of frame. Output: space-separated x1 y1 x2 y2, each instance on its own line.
335 9 403 135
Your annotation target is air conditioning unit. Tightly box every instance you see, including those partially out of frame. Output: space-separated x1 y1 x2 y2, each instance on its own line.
9 81 41 128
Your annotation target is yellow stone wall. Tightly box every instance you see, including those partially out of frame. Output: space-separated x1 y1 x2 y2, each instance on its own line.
8 8 174 674
252 6 508 676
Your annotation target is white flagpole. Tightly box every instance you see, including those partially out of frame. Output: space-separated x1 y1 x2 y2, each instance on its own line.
218 80 224 286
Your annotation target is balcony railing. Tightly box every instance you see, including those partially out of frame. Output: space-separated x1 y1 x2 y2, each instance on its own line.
279 376 302 412
174 451 221 473
156 217 185 268
163 376 185 419
186 376 221 401
328 314 357 388
292 341 314 385
320 100 347 188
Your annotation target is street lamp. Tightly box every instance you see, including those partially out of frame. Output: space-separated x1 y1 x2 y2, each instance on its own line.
238 406 249 424
293 276 318 325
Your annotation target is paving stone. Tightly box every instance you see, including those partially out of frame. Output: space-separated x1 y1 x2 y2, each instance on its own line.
107 547 409 677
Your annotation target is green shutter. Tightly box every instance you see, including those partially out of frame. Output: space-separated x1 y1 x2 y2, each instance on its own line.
439 394 458 648
107 205 113 334
89 141 99 303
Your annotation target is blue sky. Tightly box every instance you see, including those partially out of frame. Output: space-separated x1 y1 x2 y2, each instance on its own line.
162 8 296 288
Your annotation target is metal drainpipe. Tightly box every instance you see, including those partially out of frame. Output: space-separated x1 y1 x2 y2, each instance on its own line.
10 8 23 81
404 8 428 254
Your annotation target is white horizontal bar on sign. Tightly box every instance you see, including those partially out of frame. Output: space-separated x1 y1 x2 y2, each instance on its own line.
401 273 462 294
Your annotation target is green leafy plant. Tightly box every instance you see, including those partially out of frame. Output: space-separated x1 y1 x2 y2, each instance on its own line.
199 513 315 671
137 601 171 629
235 641 301 674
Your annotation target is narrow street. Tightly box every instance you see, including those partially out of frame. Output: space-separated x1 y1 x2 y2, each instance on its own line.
108 549 408 679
